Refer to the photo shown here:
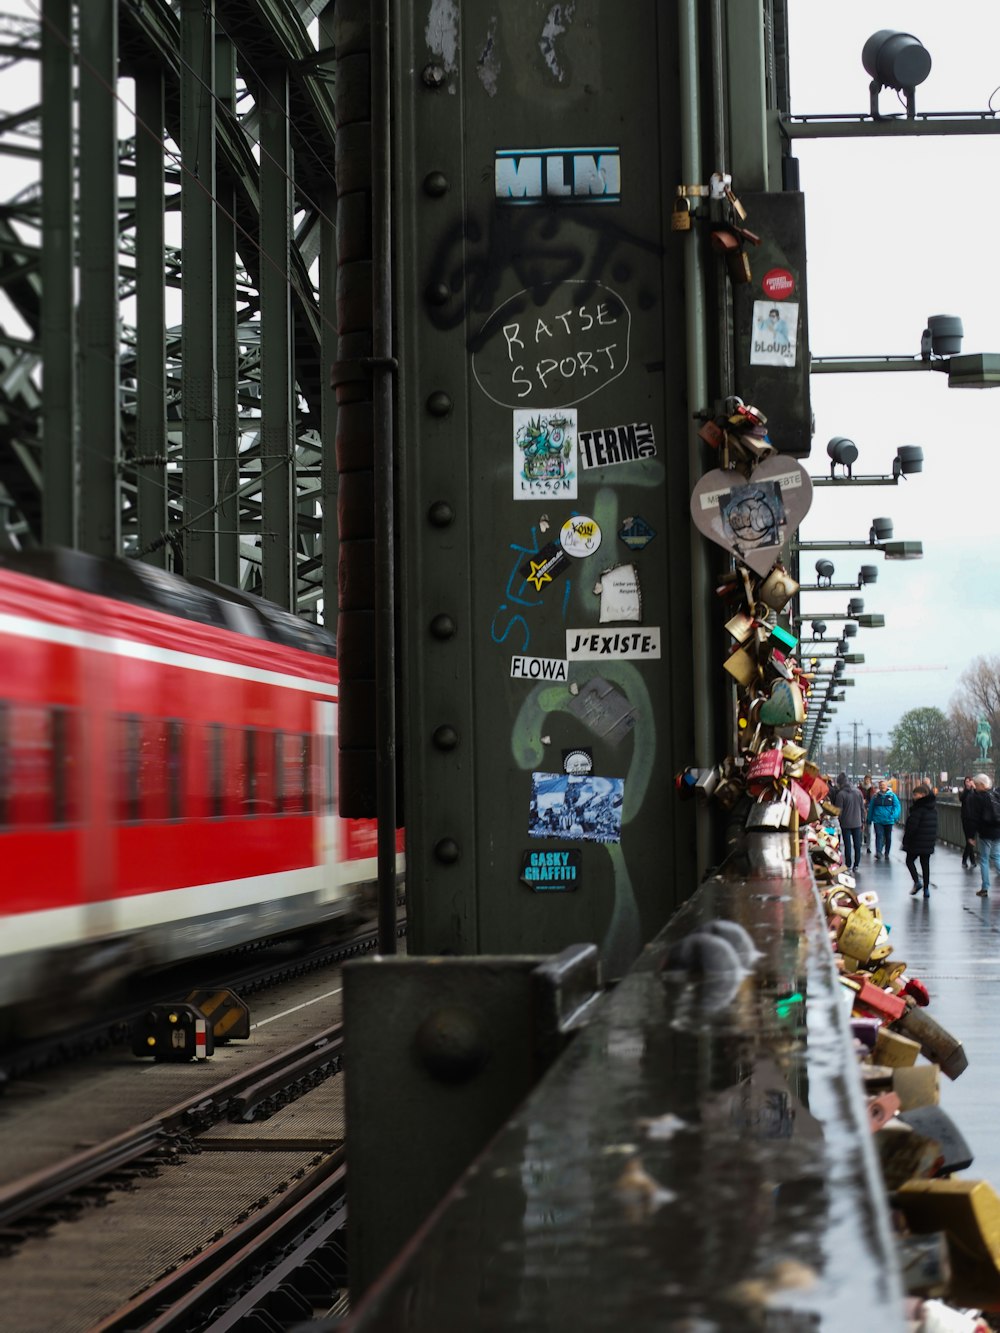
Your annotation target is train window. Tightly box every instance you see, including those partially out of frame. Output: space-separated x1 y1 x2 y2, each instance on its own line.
5 705 55 827
281 733 311 814
0 701 8 827
167 720 183 820
273 730 284 814
115 714 142 823
325 732 335 814
141 719 170 822
209 722 224 819
302 733 312 814
51 707 80 825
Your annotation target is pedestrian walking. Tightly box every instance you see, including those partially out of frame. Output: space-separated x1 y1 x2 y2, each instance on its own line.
902 783 937 899
959 775 979 869
967 773 1000 898
859 774 875 853
832 772 865 872
869 779 902 859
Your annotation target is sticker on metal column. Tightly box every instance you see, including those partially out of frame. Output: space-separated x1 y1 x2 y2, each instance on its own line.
595 564 641 623
519 848 582 893
618 515 656 551
578 420 656 471
560 515 602 558
519 539 570 592
567 677 638 745
528 772 624 844
562 747 593 776
514 408 578 500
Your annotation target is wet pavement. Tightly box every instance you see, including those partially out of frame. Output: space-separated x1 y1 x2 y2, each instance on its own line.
853 836 1000 1190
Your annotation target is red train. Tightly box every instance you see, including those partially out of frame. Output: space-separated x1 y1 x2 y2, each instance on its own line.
0 548 400 1038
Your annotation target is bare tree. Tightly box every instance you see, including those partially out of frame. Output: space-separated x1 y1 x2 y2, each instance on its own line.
953 656 1000 738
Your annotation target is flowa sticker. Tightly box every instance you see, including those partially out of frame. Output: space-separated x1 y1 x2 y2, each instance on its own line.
566 628 661 660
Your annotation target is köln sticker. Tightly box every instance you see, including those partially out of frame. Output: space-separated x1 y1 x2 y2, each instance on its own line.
514 408 578 500
566 628 660 660
562 747 593 776
511 655 569 683
519 539 571 593
619 514 656 551
559 515 602 558
578 420 656 471
520 848 582 892
529 772 624 844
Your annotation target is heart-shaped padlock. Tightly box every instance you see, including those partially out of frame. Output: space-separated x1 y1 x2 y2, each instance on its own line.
690 457 813 577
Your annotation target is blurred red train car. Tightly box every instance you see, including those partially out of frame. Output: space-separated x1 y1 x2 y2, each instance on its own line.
0 548 400 1035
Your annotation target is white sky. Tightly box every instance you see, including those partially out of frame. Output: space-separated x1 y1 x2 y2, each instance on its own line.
787 1 1000 755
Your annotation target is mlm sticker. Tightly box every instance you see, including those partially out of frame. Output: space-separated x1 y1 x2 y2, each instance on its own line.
566 628 660 661
514 408 578 500
519 848 582 892
559 515 602 558
750 300 799 368
578 420 656 471
511 655 569 683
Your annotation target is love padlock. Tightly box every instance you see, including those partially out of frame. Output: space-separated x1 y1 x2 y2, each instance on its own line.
671 195 693 232
838 905 883 964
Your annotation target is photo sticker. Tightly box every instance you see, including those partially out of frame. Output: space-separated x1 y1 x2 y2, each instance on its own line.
528 772 624 844
750 299 799 368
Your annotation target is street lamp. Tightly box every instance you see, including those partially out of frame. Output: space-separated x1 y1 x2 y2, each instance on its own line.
795 517 923 561
815 438 924 486
862 30 932 120
799 559 879 592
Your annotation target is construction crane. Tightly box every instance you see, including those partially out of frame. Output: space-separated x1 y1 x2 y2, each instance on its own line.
853 665 949 673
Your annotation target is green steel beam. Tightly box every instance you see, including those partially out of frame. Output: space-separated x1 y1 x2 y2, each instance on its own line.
78 0 120 556
180 0 219 578
40 0 75 547
215 31 240 588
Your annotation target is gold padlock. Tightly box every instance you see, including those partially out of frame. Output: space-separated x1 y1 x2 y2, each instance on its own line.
838 905 882 964
671 196 692 232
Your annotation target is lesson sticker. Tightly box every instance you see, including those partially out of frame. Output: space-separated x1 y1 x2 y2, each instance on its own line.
520 848 582 892
578 421 656 471
511 655 569 683
528 773 624 844
514 408 578 500
566 628 660 660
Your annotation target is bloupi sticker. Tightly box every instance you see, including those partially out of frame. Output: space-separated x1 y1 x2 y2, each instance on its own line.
750 300 799 368
528 772 624 844
513 408 578 500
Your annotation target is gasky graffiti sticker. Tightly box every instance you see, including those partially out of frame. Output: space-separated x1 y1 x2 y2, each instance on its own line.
520 848 582 892
511 655 569 682
578 421 656 471
566 628 660 660
514 408 578 500
559 515 602 558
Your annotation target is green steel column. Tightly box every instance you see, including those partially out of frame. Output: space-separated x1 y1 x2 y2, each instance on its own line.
214 32 239 588
259 65 294 610
723 0 773 191
319 180 338 626
135 64 168 567
78 0 120 557
40 0 76 548
180 0 218 579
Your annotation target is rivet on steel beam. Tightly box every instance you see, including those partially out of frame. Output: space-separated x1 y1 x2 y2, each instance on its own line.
423 171 449 197
428 501 454 528
432 725 459 751
429 613 456 640
434 837 461 864
426 390 453 417
421 63 446 89
425 281 450 307
415 1007 488 1083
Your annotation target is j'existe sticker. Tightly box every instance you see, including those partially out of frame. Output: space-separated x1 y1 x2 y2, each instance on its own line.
514 408 578 500
528 772 624 844
578 420 656 471
566 628 660 660
520 848 582 892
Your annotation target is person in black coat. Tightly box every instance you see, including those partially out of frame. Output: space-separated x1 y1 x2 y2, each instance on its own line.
902 784 937 899
959 775 979 868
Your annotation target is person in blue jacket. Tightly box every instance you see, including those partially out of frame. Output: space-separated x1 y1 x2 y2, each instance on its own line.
870 778 902 859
